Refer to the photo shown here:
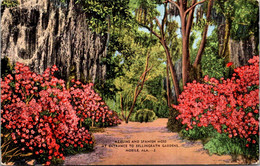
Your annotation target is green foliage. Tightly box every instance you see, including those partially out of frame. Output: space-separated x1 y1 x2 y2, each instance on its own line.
61 143 94 156
50 157 64 166
94 78 117 100
137 75 169 118
97 0 180 119
130 0 161 26
200 29 226 79
83 118 93 130
191 28 226 79
101 24 169 119
204 132 241 156
167 109 182 132
214 0 259 40
36 155 64 166
95 28 155 100
1 0 19 8
178 124 259 162
180 125 216 143
76 0 132 34
130 109 157 123
204 132 259 162
166 20 182 61
1 57 14 79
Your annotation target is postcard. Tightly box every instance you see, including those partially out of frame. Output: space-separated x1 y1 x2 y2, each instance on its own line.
1 0 259 165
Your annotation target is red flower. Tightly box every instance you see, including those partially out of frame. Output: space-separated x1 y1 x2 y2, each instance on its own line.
226 62 233 67
0 62 121 165
173 56 259 147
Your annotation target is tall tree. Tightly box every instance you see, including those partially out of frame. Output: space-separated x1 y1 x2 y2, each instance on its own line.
110 26 168 122
167 0 213 85
213 0 259 66
133 0 181 100
77 0 132 34
123 52 153 123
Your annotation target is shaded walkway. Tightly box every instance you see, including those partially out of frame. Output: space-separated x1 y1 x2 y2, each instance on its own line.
65 118 241 165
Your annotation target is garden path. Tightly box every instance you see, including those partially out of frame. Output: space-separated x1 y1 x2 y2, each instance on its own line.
64 118 242 165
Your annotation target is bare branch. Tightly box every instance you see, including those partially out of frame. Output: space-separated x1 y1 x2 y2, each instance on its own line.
125 52 152 123
138 22 161 40
154 17 166 41
138 66 153 85
185 0 196 36
120 94 126 121
154 17 162 29
162 3 168 37
168 0 180 12
193 0 213 67
184 0 206 17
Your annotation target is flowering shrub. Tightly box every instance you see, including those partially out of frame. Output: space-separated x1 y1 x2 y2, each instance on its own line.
173 56 259 160
1 62 120 165
69 80 121 129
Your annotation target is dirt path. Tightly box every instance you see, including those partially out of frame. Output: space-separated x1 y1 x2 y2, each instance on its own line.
64 118 242 165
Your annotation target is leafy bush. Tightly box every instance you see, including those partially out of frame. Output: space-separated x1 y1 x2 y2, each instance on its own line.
180 125 216 143
142 76 169 118
204 131 259 163
154 106 169 118
167 109 182 132
200 29 226 79
131 109 157 123
173 56 259 161
1 62 120 165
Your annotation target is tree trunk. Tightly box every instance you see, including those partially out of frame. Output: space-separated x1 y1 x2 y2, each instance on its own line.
221 19 231 58
166 60 171 107
229 36 257 67
1 0 108 83
180 3 190 86
120 94 126 121
161 41 180 100
169 0 211 86
181 35 190 85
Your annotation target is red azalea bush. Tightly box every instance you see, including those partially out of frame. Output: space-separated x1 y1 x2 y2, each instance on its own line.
69 80 121 129
173 56 259 159
1 62 120 165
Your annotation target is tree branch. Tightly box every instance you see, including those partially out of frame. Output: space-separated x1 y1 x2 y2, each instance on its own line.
184 0 206 17
120 94 126 121
162 3 168 37
154 17 162 29
154 17 165 41
193 0 213 67
125 52 152 123
166 60 171 107
185 0 196 36
138 22 161 40
168 0 180 12
138 66 153 85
